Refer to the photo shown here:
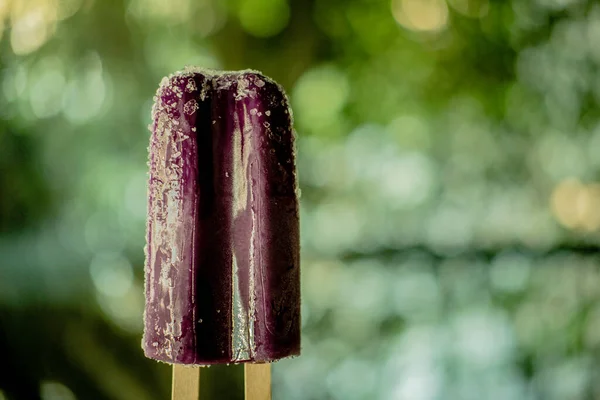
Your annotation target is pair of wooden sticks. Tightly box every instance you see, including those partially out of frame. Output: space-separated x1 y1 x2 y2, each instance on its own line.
172 364 271 400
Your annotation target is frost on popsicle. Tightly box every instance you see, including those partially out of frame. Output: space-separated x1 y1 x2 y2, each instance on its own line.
143 67 300 365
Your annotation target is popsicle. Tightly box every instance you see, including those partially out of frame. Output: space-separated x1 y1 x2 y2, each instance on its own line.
142 67 300 398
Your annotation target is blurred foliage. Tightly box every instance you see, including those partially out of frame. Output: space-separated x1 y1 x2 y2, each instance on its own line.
0 120 52 233
2 0 600 399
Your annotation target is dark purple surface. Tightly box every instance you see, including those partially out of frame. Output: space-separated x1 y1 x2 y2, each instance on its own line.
142 68 300 365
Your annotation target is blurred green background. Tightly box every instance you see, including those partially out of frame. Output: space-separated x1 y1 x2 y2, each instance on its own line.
2 0 600 399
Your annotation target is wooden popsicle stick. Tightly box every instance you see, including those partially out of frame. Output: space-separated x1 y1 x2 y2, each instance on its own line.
172 365 200 400
244 363 272 400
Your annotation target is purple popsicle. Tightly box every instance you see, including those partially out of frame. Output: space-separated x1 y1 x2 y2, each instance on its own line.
142 68 300 365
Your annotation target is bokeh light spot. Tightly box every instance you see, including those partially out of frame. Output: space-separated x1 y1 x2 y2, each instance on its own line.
14 64 28 97
303 260 343 314
309 200 363 254
10 1 58 55
194 2 225 37
380 152 435 208
393 267 441 321
0 0 9 20
384 326 444 400
96 282 144 333
29 57 66 118
238 0 290 38
426 204 474 252
89 252 134 298
550 178 600 231
40 381 76 400
293 65 349 133
536 133 587 181
62 53 107 123
489 251 531 294
2 64 28 101
391 0 449 33
451 309 514 367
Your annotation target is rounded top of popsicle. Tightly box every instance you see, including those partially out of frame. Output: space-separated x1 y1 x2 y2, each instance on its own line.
148 66 299 200
151 66 293 125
